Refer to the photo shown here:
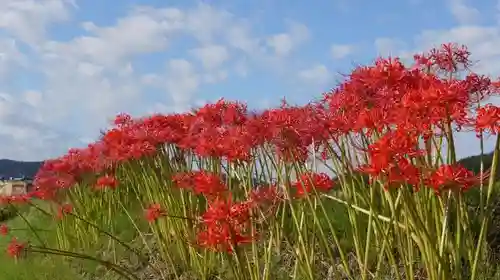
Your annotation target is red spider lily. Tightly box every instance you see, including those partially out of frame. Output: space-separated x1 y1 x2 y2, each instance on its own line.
95 175 118 190
426 164 479 194
172 171 227 198
475 104 500 135
144 204 166 222
196 196 256 253
249 185 282 205
28 42 497 204
292 172 334 197
6 238 26 258
0 194 30 205
56 203 73 220
0 224 8 236
358 129 426 184
113 113 134 127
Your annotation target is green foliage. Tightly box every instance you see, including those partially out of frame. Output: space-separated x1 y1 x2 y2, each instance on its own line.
0 201 83 280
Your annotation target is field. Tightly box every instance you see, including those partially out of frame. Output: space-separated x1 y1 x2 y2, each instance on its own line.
1 43 500 280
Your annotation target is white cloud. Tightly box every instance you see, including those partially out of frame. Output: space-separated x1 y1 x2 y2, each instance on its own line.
234 59 249 77
43 7 184 67
190 44 229 69
203 70 228 83
0 90 79 160
0 0 75 44
298 64 331 86
0 39 26 79
330 44 355 59
267 34 293 57
374 37 407 56
447 0 481 25
266 21 309 56
165 59 200 112
22 90 43 108
225 24 261 54
184 3 232 44
0 2 317 160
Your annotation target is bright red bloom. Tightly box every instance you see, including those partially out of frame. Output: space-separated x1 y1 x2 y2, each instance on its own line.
172 171 227 198
427 164 478 194
292 172 334 197
56 204 73 220
0 194 30 205
249 185 281 205
95 175 118 190
475 104 500 135
145 203 166 222
382 158 422 190
196 196 255 253
6 238 26 258
113 113 134 127
358 129 425 183
0 224 8 236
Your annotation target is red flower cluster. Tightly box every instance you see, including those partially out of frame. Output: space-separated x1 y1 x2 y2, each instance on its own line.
172 170 272 252
172 171 227 197
475 104 500 135
249 185 282 206
292 172 334 197
144 204 166 223
95 175 119 190
0 224 8 236
196 196 256 253
23 43 500 235
427 164 479 194
358 129 424 189
6 238 25 258
56 203 73 220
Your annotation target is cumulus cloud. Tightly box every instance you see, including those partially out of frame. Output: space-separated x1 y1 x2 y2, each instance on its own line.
298 64 331 86
190 45 229 69
330 44 355 59
447 0 481 25
43 7 184 67
374 37 407 56
0 0 75 44
0 91 80 160
0 2 344 161
0 39 26 79
165 59 200 112
266 21 310 57
0 2 262 160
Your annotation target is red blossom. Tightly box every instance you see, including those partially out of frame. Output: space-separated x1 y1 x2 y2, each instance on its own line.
56 203 73 220
427 164 479 194
95 175 118 190
6 238 26 258
196 196 256 253
173 171 227 198
249 185 281 205
145 204 166 222
475 104 500 135
27 42 497 204
0 224 8 236
292 172 334 197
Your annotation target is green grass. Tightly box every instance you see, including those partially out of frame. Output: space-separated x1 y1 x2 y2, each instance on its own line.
3 188 500 279
0 202 83 280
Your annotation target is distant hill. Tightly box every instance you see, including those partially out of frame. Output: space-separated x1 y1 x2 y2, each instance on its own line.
458 151 500 179
0 159 43 179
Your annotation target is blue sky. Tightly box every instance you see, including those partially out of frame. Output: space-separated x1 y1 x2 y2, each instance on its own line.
0 0 499 161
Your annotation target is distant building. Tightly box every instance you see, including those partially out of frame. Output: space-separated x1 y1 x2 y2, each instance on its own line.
0 179 32 196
